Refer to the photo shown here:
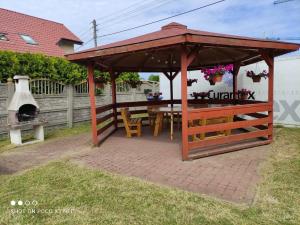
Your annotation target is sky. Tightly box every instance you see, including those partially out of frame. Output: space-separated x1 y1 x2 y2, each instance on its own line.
0 0 300 78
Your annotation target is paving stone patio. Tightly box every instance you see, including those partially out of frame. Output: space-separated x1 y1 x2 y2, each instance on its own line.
72 128 270 204
0 126 270 204
0 133 91 174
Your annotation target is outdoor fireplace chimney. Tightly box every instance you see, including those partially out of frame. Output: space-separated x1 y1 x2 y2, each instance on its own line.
7 75 45 145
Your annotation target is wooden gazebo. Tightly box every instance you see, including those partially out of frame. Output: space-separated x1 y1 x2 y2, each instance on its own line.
66 22 299 160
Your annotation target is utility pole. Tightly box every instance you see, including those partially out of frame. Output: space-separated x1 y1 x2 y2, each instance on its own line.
92 19 98 47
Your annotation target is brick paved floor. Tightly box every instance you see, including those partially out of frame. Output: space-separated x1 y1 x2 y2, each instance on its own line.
0 133 91 174
73 128 270 204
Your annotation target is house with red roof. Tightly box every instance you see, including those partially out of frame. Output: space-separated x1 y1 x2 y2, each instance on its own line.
0 8 82 57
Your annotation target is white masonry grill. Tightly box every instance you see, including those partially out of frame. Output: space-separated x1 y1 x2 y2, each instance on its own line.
7 75 46 145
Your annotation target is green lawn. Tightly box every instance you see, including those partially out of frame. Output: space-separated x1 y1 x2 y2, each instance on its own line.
0 128 299 225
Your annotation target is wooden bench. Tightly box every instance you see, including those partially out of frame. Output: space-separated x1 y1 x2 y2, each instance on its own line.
120 108 142 137
189 116 233 141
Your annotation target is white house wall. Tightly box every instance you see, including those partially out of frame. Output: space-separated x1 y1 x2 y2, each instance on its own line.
160 56 300 126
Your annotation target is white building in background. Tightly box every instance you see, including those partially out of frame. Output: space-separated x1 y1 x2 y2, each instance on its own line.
160 56 300 127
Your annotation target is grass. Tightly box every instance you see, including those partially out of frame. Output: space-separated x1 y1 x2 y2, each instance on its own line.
0 128 299 224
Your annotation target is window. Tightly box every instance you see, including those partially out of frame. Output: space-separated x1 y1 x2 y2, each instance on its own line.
20 34 37 45
0 33 9 41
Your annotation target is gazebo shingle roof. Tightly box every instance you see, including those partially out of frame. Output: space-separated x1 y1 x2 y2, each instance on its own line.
67 22 300 72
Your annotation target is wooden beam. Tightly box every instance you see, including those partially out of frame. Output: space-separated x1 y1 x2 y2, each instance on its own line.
109 70 118 129
110 54 130 66
233 62 241 101
96 61 110 69
259 49 274 67
171 71 179 80
138 53 153 69
267 54 274 141
87 63 98 145
188 128 271 150
181 46 189 161
187 45 200 66
67 34 299 62
163 71 171 80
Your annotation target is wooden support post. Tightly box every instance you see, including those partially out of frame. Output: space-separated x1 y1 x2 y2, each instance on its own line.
110 70 118 129
233 63 241 103
87 63 98 145
181 47 189 161
267 57 274 141
260 50 274 141
169 77 174 107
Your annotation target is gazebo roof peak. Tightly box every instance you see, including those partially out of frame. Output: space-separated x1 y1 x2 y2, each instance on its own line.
161 22 187 30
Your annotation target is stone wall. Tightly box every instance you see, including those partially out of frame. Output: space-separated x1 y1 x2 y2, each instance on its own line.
0 80 159 138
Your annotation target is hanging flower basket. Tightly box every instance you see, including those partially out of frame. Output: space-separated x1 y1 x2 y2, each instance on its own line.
187 79 197 87
246 70 268 83
201 64 233 85
252 76 261 83
212 74 223 83
240 94 248 100
93 76 108 88
209 80 216 86
190 90 212 100
238 89 251 100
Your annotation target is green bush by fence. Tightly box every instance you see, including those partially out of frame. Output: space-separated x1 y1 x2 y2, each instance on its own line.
0 51 141 84
0 51 84 83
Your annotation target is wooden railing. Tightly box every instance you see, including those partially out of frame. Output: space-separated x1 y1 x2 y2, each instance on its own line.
95 104 115 142
186 102 272 158
93 100 273 159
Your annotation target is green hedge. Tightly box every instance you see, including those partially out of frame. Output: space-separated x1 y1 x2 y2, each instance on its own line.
0 51 84 83
0 51 140 84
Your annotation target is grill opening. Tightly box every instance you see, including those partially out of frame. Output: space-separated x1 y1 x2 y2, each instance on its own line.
17 104 37 122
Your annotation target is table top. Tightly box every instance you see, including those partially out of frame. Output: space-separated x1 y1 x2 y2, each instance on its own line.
149 104 232 113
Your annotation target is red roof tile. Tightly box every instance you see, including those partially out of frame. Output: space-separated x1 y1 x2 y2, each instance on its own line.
0 8 82 57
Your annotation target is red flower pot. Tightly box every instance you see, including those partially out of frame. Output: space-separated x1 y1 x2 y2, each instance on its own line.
252 76 261 83
209 80 216 85
212 75 223 83
240 94 248 100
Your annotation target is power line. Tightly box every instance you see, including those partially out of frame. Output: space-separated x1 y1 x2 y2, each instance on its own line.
76 0 225 51
94 0 159 23
76 0 165 43
75 37 94 51
274 0 295 4
97 0 226 39
96 0 172 29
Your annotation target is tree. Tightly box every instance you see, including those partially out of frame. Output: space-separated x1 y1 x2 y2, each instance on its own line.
117 72 141 88
148 74 159 82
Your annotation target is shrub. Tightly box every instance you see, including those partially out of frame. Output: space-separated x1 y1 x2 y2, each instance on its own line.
0 51 140 84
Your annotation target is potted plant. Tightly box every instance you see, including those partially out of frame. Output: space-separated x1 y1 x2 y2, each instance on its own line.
147 92 163 101
238 89 251 100
201 64 233 85
187 78 197 86
93 76 108 88
190 90 212 100
246 70 268 83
